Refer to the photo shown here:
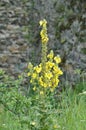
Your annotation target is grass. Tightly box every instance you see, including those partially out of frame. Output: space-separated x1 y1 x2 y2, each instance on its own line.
57 88 86 130
0 82 86 130
0 105 21 130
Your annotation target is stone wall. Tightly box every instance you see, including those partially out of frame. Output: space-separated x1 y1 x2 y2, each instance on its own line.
0 0 57 76
0 0 86 85
0 0 32 76
32 0 86 85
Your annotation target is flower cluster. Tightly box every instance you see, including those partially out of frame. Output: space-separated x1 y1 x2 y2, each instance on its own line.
39 19 49 44
28 50 63 92
27 19 63 93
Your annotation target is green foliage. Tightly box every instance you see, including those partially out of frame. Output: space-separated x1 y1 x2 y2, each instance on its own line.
58 88 86 130
0 18 63 130
75 81 86 94
0 69 59 129
0 80 86 130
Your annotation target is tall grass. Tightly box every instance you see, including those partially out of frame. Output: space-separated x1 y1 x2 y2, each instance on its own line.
0 83 86 130
57 86 86 130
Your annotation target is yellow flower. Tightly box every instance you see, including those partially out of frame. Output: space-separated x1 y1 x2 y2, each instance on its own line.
32 73 37 79
39 77 47 88
53 66 63 75
42 37 49 44
47 50 54 59
28 62 33 69
39 19 49 44
30 79 33 83
43 83 47 88
39 77 43 87
58 69 63 75
40 91 44 95
50 88 54 92
39 20 43 26
44 72 53 79
53 65 58 72
53 125 57 128
53 124 60 129
46 61 54 69
27 72 31 76
54 56 61 64
33 86 36 91
48 82 52 87
34 66 42 73
39 19 47 26
51 78 59 87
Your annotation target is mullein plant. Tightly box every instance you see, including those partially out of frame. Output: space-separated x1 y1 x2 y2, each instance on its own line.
28 19 63 130
27 19 63 129
28 19 63 94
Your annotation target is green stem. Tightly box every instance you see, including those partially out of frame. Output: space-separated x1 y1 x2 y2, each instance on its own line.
41 43 47 75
